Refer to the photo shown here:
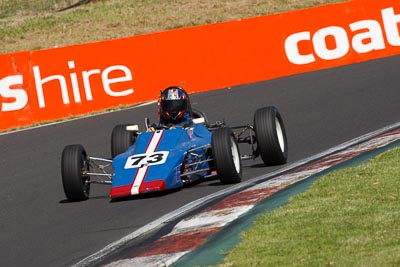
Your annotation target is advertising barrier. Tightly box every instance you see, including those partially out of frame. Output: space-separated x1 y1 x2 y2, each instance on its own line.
1 0 400 131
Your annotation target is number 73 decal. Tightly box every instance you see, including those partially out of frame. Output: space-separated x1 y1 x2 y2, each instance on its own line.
124 151 169 169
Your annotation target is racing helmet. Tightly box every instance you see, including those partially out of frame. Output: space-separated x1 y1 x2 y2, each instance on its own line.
159 86 191 123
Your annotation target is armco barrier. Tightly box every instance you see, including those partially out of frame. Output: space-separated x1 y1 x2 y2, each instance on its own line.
1 0 400 131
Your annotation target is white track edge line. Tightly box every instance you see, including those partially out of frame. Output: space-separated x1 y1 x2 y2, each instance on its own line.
0 101 157 136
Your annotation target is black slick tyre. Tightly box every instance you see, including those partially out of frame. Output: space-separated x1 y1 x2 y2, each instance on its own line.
61 144 90 201
111 124 136 158
192 108 209 127
211 127 242 184
254 106 288 165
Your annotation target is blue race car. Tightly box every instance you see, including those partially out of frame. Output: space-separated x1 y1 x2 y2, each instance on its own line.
61 88 288 201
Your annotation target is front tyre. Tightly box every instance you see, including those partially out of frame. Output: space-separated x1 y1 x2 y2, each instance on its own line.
61 144 90 201
212 127 242 184
254 106 288 165
111 124 136 158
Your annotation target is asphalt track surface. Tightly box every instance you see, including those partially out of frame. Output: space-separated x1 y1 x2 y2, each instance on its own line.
1 55 399 267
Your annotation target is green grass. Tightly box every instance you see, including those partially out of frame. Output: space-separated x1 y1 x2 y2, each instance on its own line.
0 0 346 53
219 146 400 267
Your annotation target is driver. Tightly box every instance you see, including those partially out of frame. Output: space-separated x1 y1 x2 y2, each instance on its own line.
158 86 193 127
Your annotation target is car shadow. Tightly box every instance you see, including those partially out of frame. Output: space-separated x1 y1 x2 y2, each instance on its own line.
59 194 110 204
59 189 181 203
109 188 181 203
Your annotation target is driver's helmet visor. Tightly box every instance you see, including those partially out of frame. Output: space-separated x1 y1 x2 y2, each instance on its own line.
161 100 188 120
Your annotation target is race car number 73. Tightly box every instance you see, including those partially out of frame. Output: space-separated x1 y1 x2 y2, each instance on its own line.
124 151 169 169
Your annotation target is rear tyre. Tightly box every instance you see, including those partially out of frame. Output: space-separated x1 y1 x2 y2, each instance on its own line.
111 124 136 158
192 108 209 127
61 144 90 201
254 106 288 165
211 127 242 184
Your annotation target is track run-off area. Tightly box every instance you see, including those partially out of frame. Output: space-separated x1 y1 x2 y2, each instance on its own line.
0 54 399 266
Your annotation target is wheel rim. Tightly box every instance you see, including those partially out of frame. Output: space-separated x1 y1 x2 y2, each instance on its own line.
275 117 285 152
81 154 90 196
230 136 241 173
